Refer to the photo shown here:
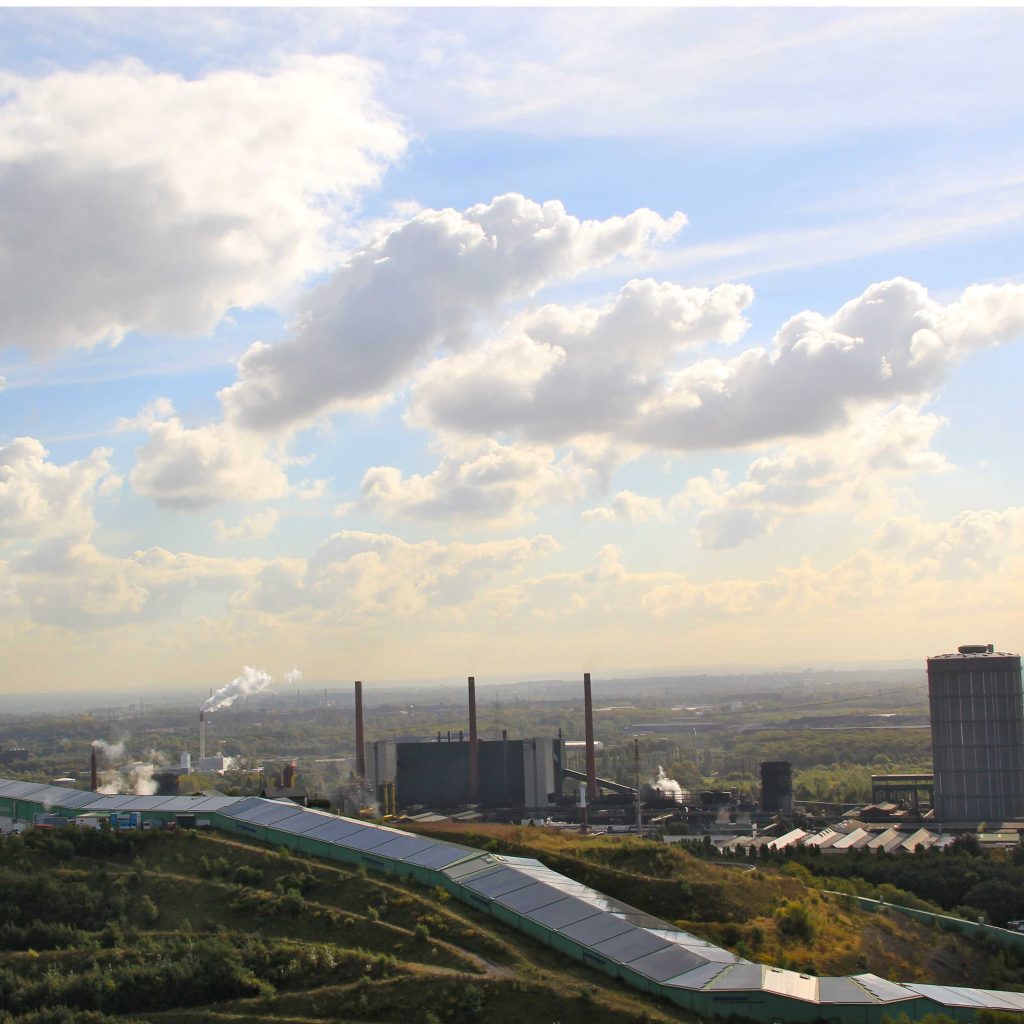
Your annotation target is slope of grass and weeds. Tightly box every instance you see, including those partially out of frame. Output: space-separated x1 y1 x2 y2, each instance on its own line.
0 825 689 1024
404 821 1024 988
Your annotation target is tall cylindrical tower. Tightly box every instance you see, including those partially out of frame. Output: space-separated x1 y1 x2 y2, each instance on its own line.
928 644 1024 821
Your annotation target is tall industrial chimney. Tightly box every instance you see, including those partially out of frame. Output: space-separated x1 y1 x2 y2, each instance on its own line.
468 676 479 803
90 744 99 792
583 672 597 802
354 681 366 778
199 712 206 761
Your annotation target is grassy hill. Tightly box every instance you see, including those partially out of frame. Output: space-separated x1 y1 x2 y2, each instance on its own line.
402 822 1009 987
0 826 686 1024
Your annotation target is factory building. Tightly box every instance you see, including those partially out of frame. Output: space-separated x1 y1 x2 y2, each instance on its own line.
928 644 1024 822
759 761 794 815
358 675 579 814
368 735 565 810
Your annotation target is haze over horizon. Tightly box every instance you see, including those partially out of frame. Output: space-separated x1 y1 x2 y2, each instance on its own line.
1 9 1023 697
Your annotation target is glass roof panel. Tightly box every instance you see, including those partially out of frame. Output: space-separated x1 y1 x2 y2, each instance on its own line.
592 929 670 965
560 912 633 946
495 882 568 914
628 945 707 982
528 897 604 931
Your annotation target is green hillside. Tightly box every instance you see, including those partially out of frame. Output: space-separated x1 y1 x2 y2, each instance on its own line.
404 822 1016 987
0 826 684 1024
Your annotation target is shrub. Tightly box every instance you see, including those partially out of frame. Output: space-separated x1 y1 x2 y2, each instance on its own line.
776 901 816 943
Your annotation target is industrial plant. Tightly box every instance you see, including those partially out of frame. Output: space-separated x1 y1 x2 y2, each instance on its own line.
4 644 1024 1021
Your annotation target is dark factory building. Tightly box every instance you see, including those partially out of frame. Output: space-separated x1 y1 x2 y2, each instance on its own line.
760 760 794 814
369 735 565 811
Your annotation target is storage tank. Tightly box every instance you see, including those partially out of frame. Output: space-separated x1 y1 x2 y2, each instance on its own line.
928 644 1024 821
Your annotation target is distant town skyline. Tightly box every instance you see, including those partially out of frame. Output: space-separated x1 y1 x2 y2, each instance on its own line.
1 9 1023 694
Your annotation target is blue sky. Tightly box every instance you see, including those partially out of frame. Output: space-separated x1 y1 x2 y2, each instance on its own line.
1 8 1023 695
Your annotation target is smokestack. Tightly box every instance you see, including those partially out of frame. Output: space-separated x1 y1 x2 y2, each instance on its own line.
354 681 365 778
584 672 597 802
468 676 479 803
90 744 98 792
199 712 206 761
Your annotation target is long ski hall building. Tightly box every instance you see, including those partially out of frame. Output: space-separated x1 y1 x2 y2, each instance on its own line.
2 775 1022 1024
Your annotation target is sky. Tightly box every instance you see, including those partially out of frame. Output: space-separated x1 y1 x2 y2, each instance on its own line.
1 7 1023 696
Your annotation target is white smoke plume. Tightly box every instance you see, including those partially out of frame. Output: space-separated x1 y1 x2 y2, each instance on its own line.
201 665 284 713
127 763 159 796
93 739 126 761
96 757 161 796
97 769 123 795
651 765 685 803
283 668 302 686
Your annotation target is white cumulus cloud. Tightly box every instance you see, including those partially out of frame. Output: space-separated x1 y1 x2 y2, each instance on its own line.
582 491 668 523
352 440 614 528
213 509 281 542
219 194 686 433
235 529 559 619
679 404 950 549
129 417 293 511
408 278 753 442
0 56 406 353
0 437 119 542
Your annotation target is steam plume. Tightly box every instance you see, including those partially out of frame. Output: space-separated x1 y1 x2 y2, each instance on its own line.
93 739 126 761
201 665 286 713
284 668 302 686
651 765 684 803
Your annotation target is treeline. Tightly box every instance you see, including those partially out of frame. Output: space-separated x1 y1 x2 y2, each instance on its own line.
683 834 1024 929
789 839 1024 928
724 727 933 772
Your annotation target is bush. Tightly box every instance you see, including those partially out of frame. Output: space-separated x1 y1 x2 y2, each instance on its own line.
776 901 816 943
